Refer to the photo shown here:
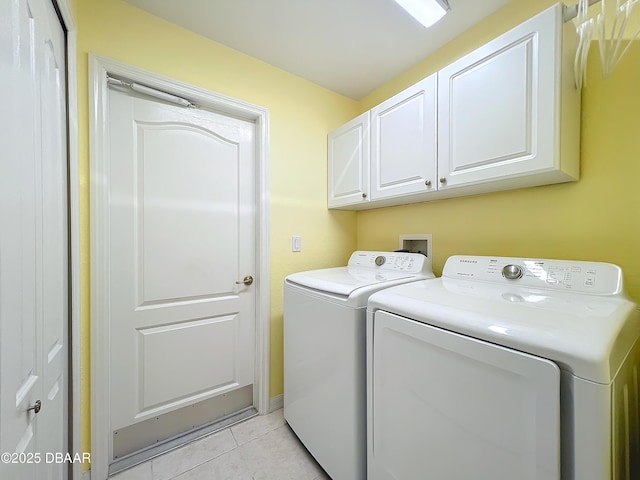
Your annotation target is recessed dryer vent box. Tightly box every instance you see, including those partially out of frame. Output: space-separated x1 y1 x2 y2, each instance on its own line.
399 234 432 259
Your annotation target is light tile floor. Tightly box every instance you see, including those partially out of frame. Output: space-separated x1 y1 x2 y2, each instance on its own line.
110 409 331 480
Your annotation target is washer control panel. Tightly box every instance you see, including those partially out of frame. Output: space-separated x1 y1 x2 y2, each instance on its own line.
443 255 624 296
348 251 431 274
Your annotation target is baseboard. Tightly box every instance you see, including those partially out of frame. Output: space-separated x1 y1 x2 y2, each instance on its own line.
269 394 283 412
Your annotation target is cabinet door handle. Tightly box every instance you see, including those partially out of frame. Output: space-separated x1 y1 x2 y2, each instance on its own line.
361 192 367 199
439 177 447 184
425 180 432 187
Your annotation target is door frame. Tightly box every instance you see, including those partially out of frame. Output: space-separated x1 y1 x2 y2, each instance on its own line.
89 55 271 480
41 1 83 479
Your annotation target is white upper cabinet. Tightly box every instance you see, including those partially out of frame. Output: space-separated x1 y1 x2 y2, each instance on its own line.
328 3 579 210
370 74 438 201
328 112 370 208
437 3 579 191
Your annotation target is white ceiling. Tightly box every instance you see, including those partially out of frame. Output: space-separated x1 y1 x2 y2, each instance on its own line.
123 0 512 100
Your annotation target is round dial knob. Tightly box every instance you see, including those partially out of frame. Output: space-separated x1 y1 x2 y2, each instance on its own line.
375 255 386 266
502 264 524 280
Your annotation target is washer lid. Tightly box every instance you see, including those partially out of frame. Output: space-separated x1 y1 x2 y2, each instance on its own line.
286 266 419 297
368 276 639 384
285 251 434 297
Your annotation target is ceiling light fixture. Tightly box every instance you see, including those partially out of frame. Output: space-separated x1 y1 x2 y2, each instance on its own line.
394 0 451 28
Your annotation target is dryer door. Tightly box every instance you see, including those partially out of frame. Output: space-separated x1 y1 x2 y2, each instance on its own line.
369 311 560 480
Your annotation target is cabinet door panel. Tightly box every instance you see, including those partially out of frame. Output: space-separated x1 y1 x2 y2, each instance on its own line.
328 112 369 207
449 39 533 168
371 75 437 200
438 6 559 189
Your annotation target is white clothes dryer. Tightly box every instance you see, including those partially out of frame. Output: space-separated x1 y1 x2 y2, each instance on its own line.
284 251 435 480
366 255 640 480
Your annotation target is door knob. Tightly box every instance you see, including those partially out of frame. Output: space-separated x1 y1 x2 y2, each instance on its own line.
235 275 254 286
27 400 42 414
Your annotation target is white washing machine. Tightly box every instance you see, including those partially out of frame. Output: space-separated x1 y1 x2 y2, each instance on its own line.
366 255 640 480
284 251 435 480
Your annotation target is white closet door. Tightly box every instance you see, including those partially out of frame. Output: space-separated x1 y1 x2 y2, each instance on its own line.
0 0 68 479
370 311 560 480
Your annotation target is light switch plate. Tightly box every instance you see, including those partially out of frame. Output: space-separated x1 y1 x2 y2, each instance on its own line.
292 236 302 252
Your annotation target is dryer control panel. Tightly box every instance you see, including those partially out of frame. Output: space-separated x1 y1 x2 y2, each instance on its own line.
443 255 624 296
348 251 431 274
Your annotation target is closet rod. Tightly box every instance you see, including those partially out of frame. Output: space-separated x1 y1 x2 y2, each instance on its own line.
564 0 602 22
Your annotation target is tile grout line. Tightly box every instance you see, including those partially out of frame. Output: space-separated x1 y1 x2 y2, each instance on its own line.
231 411 287 448
143 411 297 480
162 427 238 480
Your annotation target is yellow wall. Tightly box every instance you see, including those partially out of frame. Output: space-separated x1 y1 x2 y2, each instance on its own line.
71 0 640 463
356 0 640 303
73 0 358 457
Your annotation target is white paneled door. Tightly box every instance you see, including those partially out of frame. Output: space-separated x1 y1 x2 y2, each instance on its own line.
107 87 256 463
0 0 69 479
